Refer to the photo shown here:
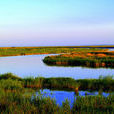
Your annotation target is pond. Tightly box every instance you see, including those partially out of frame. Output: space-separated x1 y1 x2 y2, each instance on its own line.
35 89 111 107
0 54 114 79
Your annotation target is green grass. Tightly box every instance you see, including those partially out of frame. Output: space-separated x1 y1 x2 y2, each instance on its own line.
0 73 114 91
24 77 44 88
76 76 114 91
0 89 114 113
0 73 114 113
0 79 23 90
43 52 114 68
0 73 22 80
72 95 114 114
0 47 107 56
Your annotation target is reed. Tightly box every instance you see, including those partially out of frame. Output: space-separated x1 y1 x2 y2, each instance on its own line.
0 73 113 113
0 73 113 91
72 95 114 113
43 51 114 68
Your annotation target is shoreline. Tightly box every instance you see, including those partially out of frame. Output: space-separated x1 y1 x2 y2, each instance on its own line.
0 46 110 57
0 73 114 92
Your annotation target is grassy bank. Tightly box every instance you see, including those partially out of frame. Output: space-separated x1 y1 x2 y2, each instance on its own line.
1 73 114 92
0 46 108 57
24 76 114 92
0 73 114 113
0 88 113 113
43 51 114 68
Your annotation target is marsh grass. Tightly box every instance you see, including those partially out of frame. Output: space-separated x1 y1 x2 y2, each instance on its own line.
0 47 106 56
0 79 23 91
72 95 114 113
23 75 114 92
0 73 22 80
42 77 78 90
0 73 113 113
24 77 44 88
0 88 113 113
77 75 114 92
0 73 114 91
43 51 114 68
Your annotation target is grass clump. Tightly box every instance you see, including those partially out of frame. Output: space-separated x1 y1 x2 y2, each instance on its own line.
0 79 23 91
43 77 78 90
72 95 114 113
32 95 59 114
0 73 113 92
43 51 114 68
77 75 114 92
24 77 44 88
0 90 37 113
0 73 21 80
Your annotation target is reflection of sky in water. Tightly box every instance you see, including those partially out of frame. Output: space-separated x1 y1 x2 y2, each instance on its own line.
0 54 114 79
109 49 114 51
35 89 110 107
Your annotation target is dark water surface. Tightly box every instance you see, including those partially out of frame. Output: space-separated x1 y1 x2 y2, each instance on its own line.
35 89 111 107
0 54 114 79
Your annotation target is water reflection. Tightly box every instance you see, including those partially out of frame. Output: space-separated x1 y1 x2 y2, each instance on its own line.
35 89 110 107
109 49 114 51
0 54 114 79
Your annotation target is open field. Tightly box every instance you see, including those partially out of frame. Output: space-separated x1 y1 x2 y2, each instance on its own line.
0 73 114 113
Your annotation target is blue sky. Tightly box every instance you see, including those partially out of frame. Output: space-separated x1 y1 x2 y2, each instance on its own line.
0 0 114 46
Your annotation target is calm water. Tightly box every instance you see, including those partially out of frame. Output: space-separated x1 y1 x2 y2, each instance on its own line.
109 49 114 51
35 89 110 107
0 54 114 79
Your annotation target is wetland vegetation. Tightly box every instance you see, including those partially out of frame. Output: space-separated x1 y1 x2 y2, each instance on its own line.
43 51 114 68
0 46 110 57
0 73 114 113
1 73 114 92
0 46 114 113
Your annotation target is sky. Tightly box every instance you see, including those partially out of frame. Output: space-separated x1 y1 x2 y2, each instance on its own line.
0 0 114 47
